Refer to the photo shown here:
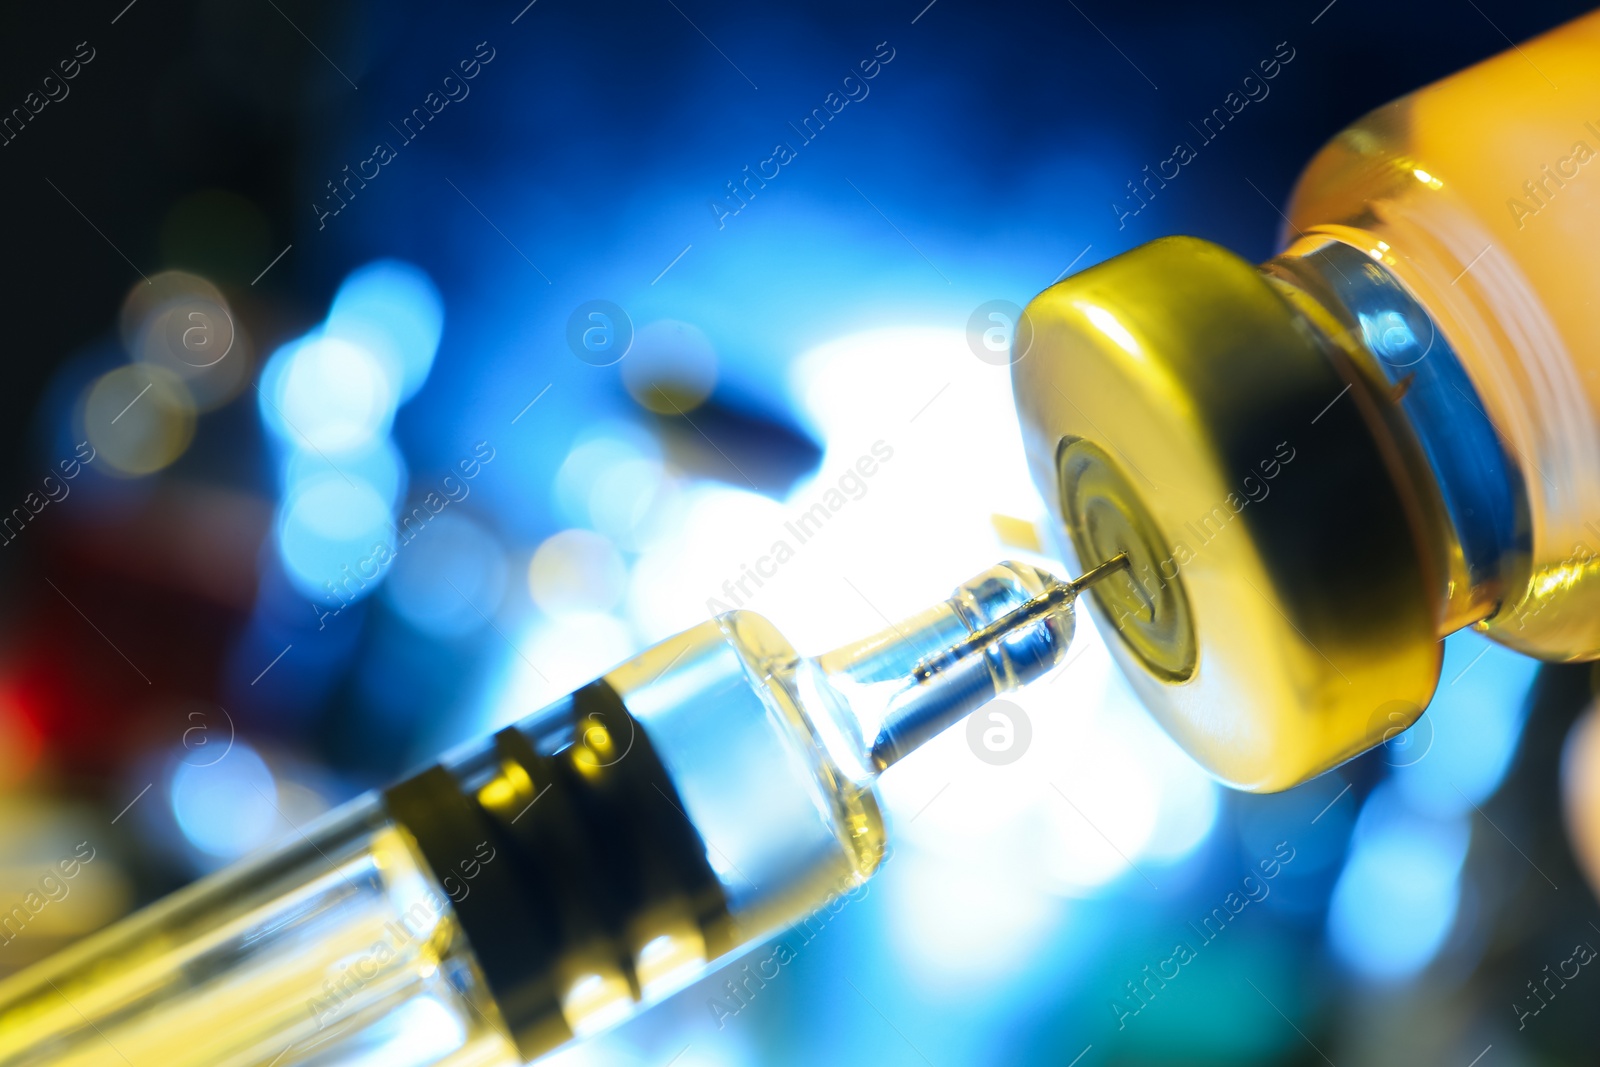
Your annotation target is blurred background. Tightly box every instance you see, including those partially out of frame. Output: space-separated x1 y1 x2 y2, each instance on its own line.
1 0 1599 1063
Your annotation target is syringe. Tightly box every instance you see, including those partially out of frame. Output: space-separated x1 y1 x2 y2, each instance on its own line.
0 557 1125 1067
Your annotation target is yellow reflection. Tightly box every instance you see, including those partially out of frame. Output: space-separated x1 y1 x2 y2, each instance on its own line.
82 365 196 477
1531 550 1600 599
571 722 615 778
476 758 536 817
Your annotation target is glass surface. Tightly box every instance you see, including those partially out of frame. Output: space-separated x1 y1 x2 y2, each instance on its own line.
0 798 517 1067
1284 8 1600 658
610 614 885 949
0 561 1076 1066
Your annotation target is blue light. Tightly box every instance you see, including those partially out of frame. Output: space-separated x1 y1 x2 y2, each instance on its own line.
383 512 508 638
1359 309 1425 365
1327 782 1470 982
552 423 661 528
324 259 445 403
256 335 297 443
282 436 408 507
170 742 279 859
1393 630 1539 818
277 473 397 600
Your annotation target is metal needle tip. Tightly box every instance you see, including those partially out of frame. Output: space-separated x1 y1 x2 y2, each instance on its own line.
1068 551 1131 593
908 554 1129 686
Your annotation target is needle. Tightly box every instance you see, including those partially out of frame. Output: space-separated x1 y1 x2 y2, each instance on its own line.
909 554 1129 684
867 555 1131 771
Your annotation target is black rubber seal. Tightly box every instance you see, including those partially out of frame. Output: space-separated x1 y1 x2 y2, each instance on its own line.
383 679 728 1061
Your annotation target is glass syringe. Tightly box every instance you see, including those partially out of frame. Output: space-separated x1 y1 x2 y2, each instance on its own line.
0 556 1124 1067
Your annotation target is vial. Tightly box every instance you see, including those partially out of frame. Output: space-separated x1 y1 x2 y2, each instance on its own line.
1014 9 1600 790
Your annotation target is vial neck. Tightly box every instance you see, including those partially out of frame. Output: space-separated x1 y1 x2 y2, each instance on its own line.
1260 237 1526 635
791 561 1076 785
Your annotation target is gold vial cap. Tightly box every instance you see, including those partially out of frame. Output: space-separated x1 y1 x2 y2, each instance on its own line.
1013 236 1443 791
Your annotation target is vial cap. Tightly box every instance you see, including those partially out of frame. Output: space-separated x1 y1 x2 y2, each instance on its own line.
1013 236 1443 791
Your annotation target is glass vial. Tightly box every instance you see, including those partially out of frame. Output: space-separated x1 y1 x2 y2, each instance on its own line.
1012 10 1600 791
1277 7 1600 656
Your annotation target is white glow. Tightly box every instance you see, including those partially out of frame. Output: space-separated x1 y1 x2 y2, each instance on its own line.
883 845 1063 989
1097 670 1219 865
529 529 628 616
627 485 794 641
266 334 396 454
615 325 1219 1005
1038 725 1162 893
880 617 1214 903
766 327 1045 649
485 612 638 732
333 995 467 1067
1076 302 1143 359
1141 752 1220 863
563 972 635 1037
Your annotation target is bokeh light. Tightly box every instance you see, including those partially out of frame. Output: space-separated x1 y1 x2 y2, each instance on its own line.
277 474 396 600
324 259 445 404
81 364 197 476
529 529 628 616
262 335 396 455
0 694 43 789
552 425 682 551
257 260 441 612
118 270 227 355
621 320 718 415
1563 704 1600 891
282 437 408 508
385 512 508 639
1392 631 1539 818
169 742 279 859
124 271 251 411
1328 781 1471 982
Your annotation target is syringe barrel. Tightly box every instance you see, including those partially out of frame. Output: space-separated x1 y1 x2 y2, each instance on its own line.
0 561 1065 1066
0 619 882 1067
0 796 520 1066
